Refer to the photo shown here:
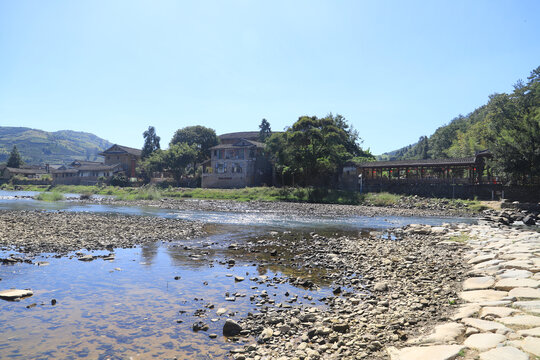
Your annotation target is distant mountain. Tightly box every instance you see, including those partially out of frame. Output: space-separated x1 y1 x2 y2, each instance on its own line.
0 127 113 165
378 141 418 161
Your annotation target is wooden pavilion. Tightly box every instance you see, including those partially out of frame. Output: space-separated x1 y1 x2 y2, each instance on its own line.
341 151 493 190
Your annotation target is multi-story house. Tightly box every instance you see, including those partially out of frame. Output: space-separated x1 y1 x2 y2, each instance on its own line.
99 144 141 179
201 132 272 188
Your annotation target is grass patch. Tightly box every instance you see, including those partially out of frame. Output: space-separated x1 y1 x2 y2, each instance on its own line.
161 186 363 204
467 202 489 212
116 186 162 201
35 191 64 201
362 192 401 206
448 233 470 243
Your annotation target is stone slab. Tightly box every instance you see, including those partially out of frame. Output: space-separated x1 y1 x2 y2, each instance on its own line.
463 276 495 291
452 304 481 321
497 270 533 280
514 300 540 315
498 315 540 328
408 323 464 345
461 318 509 333
0 289 33 300
495 278 540 291
463 333 506 351
468 254 496 265
509 287 540 299
522 336 540 357
479 346 529 360
480 306 519 318
387 345 465 360
502 260 534 270
474 260 503 270
518 327 540 337
459 290 508 303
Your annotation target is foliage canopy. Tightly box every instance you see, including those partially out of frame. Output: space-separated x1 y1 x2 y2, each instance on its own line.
7 145 24 168
266 113 373 186
141 126 160 159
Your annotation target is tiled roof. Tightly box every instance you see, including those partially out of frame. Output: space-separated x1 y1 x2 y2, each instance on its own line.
77 164 121 171
210 139 265 150
100 144 142 157
53 163 121 173
356 157 479 168
6 167 47 174
219 131 260 141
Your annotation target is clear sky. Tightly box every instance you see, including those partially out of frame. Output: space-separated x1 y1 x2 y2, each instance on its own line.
1 1 539 154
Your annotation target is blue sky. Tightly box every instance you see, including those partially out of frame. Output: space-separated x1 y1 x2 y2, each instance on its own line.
1 1 539 154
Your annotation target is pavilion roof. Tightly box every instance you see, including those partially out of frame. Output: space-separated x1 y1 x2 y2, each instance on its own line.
356 157 478 169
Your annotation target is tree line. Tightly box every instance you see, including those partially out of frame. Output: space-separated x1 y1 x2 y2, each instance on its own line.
381 65 540 184
139 114 374 187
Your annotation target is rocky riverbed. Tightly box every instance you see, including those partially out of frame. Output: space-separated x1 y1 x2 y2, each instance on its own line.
210 223 473 360
1 200 538 359
82 196 478 218
0 210 205 254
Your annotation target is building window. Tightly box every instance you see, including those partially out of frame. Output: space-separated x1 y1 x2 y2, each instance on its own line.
216 163 226 174
232 163 242 173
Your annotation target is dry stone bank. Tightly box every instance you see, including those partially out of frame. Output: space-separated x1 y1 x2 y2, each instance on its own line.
0 210 205 254
387 222 540 360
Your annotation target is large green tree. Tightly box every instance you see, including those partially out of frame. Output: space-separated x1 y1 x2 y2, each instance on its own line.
266 114 372 187
139 144 198 183
138 149 166 181
141 126 161 159
170 126 218 171
486 67 540 183
258 118 272 142
166 143 198 182
7 145 24 168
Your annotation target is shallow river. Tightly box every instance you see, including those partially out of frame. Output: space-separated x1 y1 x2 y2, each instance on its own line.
0 192 474 359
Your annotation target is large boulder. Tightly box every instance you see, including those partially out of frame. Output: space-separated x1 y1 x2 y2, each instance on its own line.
523 214 536 226
223 319 242 337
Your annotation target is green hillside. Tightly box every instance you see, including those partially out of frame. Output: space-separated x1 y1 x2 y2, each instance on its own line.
0 127 113 165
382 65 540 183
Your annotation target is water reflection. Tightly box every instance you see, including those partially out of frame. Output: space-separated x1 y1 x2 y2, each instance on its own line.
140 242 159 266
0 227 342 359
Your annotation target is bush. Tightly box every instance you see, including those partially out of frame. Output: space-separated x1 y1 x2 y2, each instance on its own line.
110 175 130 187
35 191 64 201
80 191 93 200
364 192 400 206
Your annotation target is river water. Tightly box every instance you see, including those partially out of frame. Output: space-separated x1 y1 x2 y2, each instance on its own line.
0 191 474 359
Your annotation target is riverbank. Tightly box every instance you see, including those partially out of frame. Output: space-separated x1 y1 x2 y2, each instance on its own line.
1 183 488 212
2 202 537 359
0 210 205 254
78 196 482 219
386 223 540 360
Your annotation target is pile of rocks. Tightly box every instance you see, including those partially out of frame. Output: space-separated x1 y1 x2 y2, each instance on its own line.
483 208 539 226
387 222 540 359
225 225 470 359
0 210 205 254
